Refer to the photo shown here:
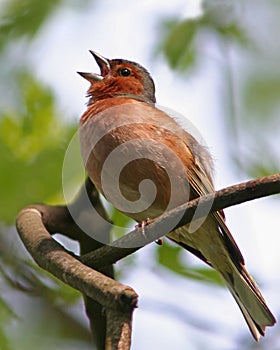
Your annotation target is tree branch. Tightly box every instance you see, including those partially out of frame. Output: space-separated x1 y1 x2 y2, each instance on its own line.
81 173 280 269
106 308 133 350
15 173 280 350
16 206 138 350
16 177 137 350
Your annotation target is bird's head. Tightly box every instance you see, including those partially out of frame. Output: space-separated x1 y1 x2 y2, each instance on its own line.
78 51 156 104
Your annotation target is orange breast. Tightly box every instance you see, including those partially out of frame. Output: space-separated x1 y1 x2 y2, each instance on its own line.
80 99 210 222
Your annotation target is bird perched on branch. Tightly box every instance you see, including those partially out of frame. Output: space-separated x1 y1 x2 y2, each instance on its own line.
78 50 276 341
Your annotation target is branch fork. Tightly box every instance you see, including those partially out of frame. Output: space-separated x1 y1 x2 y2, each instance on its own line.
16 173 280 349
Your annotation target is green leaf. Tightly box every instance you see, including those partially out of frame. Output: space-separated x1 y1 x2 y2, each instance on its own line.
202 0 250 46
159 18 199 71
110 206 134 240
243 75 280 119
0 0 62 51
1 71 62 161
0 71 78 223
156 241 223 285
216 23 249 45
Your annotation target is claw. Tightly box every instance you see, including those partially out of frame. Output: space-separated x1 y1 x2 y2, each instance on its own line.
135 218 152 238
135 217 152 229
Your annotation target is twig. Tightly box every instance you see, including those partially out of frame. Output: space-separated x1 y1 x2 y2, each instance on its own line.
15 173 280 349
81 173 280 269
16 207 138 350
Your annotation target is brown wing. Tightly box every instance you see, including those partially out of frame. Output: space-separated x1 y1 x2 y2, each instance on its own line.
183 134 245 267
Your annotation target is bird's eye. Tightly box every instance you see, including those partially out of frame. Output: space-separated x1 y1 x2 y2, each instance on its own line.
119 68 131 77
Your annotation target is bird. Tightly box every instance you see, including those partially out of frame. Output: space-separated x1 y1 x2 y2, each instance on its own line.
78 50 276 341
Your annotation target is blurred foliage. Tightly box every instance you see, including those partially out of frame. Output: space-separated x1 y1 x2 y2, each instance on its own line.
0 70 77 223
159 18 198 71
156 240 223 285
244 74 280 122
0 0 62 51
0 295 17 350
0 227 91 349
0 0 93 348
232 143 280 179
158 0 248 72
157 0 280 178
110 207 135 239
0 238 80 307
0 0 93 52
0 0 279 348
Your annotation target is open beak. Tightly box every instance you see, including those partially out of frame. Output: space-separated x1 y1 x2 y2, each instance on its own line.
77 50 110 82
89 50 110 76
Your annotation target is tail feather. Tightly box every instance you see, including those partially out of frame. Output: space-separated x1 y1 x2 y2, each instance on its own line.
169 218 276 340
230 291 264 341
222 265 276 341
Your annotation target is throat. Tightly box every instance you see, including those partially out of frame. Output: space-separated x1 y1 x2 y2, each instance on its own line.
88 93 151 105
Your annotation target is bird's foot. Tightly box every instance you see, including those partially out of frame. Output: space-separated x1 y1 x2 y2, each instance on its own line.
135 217 152 230
135 218 152 238
135 219 162 244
